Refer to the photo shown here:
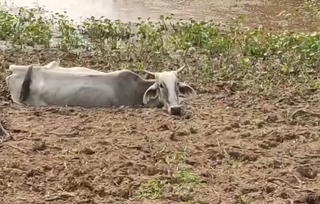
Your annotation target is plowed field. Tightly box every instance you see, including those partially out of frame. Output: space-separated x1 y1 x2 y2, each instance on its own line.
1 50 320 204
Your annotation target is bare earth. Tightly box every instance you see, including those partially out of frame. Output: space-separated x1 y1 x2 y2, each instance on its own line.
1 48 320 204
1 0 320 203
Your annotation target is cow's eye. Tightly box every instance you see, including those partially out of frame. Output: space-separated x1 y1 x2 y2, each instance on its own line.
159 84 164 88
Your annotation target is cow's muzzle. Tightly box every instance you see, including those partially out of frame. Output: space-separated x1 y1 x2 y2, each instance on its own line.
169 105 182 116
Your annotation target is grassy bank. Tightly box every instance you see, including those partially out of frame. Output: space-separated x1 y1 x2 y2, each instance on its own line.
1 3 320 97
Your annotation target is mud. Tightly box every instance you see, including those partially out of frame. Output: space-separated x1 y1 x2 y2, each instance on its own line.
1 0 320 203
1 51 320 203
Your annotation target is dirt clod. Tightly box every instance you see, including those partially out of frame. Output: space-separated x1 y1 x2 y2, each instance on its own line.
32 141 47 151
305 193 320 204
81 147 96 155
189 127 197 134
296 166 318 179
296 193 320 204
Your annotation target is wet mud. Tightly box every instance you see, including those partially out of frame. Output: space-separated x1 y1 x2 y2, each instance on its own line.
1 51 320 203
1 0 320 203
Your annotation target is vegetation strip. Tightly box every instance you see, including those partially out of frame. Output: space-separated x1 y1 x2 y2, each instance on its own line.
0 3 320 95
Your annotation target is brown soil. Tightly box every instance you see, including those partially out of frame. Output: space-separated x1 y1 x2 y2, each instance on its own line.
1 50 320 204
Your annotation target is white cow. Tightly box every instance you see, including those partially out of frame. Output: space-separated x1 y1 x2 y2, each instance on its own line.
43 60 106 74
6 62 197 115
9 60 106 74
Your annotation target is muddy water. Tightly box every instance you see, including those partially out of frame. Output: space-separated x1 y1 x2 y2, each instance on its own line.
0 0 273 24
1 0 320 31
1 0 160 22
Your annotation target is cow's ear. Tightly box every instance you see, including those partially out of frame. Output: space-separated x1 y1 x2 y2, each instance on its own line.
143 83 158 104
178 82 197 98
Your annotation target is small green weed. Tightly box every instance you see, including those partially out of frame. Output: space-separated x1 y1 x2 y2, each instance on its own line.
170 151 203 185
172 151 186 164
134 179 167 199
174 169 203 184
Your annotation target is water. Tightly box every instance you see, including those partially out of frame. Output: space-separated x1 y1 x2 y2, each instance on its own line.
1 0 319 31
1 0 163 23
0 0 263 24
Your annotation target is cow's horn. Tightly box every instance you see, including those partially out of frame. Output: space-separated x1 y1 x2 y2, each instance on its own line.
175 65 186 74
142 70 156 76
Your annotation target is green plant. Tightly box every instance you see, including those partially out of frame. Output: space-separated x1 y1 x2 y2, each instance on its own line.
0 6 52 47
53 12 83 51
174 170 202 184
135 179 167 199
172 151 186 164
0 5 319 97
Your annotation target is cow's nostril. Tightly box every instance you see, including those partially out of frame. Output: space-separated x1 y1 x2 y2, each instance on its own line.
170 106 181 115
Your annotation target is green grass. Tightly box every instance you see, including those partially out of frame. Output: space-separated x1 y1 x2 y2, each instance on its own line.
0 2 320 95
1 2 319 201
174 169 203 184
172 151 187 164
135 151 203 200
135 179 167 199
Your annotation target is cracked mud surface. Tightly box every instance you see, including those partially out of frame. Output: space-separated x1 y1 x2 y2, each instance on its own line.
0 50 320 204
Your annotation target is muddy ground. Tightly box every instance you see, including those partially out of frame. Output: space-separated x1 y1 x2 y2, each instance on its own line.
1 0 320 203
1 49 320 204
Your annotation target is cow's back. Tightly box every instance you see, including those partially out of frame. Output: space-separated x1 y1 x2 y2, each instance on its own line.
7 67 161 108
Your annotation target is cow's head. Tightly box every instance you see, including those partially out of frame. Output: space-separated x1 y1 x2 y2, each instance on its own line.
142 65 197 115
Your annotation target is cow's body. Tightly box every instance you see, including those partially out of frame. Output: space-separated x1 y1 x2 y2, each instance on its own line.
6 61 197 115
6 65 162 108
43 60 106 74
9 60 106 74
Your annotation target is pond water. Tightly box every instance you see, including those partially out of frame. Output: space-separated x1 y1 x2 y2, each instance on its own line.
1 0 159 22
1 0 319 31
1 0 259 23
